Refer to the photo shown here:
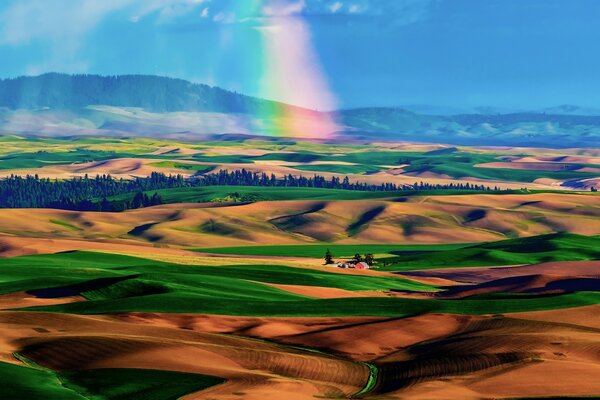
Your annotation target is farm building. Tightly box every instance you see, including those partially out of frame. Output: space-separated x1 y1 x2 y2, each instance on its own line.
354 261 370 269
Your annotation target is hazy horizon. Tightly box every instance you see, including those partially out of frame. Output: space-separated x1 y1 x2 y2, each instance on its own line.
3 72 600 115
2 0 600 111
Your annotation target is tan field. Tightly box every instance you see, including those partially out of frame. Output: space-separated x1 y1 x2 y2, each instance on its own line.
400 260 600 285
476 161 600 173
2 303 599 399
0 193 597 253
0 311 368 399
0 156 554 189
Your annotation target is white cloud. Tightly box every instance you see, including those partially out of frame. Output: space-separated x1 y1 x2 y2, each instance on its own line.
0 0 213 75
329 2 343 13
213 11 235 24
348 4 361 13
305 0 439 24
263 0 306 17
0 0 131 46
0 0 211 47
0 0 438 78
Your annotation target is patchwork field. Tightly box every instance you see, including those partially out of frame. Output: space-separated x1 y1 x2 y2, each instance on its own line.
0 136 599 399
0 136 598 190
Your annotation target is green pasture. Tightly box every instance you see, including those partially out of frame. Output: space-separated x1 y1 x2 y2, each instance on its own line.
377 233 600 271
0 238 597 316
194 243 468 258
0 361 224 400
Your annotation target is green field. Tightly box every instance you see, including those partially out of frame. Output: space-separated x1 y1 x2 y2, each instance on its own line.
186 149 598 182
0 361 224 400
1 247 598 317
103 185 554 207
194 243 469 258
147 161 216 173
387 151 598 182
291 163 384 174
0 150 132 170
377 233 600 271
0 251 434 297
103 185 402 204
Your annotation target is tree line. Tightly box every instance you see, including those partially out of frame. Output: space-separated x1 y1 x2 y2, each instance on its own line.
0 172 183 211
192 169 497 191
0 169 501 211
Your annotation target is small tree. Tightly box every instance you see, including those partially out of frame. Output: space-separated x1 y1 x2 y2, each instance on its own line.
324 249 334 265
353 253 363 263
364 253 375 266
99 197 111 212
131 192 144 209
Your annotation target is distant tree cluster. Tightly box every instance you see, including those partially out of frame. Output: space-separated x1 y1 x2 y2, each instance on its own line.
323 249 375 266
0 172 181 211
191 169 495 192
0 169 502 211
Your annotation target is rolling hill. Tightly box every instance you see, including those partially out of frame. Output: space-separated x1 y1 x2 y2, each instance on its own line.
1 74 600 147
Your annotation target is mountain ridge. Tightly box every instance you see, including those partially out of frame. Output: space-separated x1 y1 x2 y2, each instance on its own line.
1 74 599 148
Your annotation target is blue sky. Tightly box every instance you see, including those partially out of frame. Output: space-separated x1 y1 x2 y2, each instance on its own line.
1 0 599 110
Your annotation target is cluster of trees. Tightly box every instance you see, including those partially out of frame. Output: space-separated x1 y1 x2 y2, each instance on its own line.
0 172 181 210
0 169 502 211
193 169 496 192
324 249 375 266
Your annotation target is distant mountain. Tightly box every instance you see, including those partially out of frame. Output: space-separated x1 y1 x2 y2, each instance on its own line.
397 104 600 116
538 104 600 116
0 74 599 148
398 105 533 116
338 108 600 147
0 73 281 113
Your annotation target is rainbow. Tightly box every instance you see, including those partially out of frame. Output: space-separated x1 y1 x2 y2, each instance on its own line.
219 0 340 138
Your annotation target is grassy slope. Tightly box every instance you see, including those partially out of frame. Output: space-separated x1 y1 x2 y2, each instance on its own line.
104 185 558 206
377 233 600 271
104 186 402 203
24 289 600 317
147 161 216 173
61 368 225 400
0 150 135 170
0 361 85 400
1 247 598 317
342 151 599 182
187 150 597 182
193 243 469 258
0 361 224 400
291 163 384 175
0 251 433 295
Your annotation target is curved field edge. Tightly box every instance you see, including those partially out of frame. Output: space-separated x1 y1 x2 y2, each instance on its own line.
192 233 599 266
0 360 224 400
352 362 378 398
16 291 600 316
377 233 600 271
1 249 599 316
192 243 469 258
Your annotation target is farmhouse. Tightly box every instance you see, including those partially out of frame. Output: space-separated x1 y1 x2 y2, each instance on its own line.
354 261 370 269
337 261 370 269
